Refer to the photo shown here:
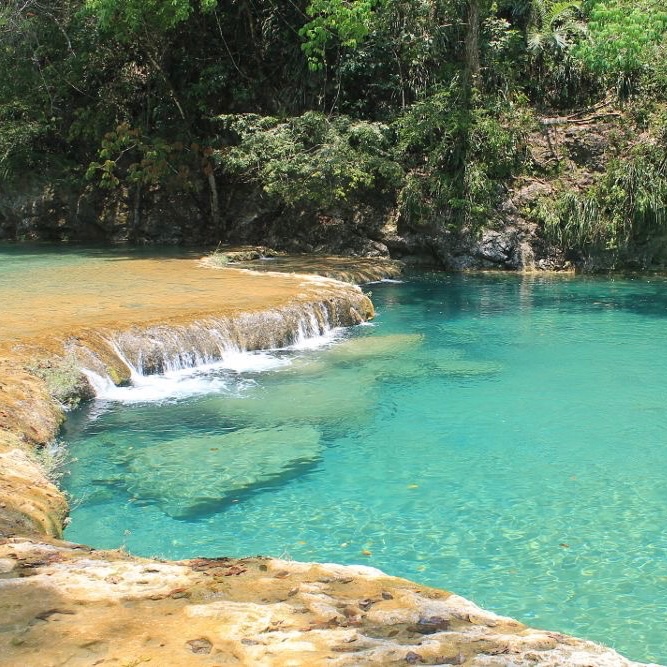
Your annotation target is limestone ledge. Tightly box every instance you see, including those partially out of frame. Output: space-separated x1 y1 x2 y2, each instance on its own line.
0 538 653 667
203 251 405 284
0 264 375 538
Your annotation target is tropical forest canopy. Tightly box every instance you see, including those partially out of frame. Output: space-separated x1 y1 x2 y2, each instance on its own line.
1 0 666 249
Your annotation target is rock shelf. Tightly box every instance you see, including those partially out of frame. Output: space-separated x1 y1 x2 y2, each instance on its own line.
0 538 649 667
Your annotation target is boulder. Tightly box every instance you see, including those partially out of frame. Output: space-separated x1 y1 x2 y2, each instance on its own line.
123 425 322 518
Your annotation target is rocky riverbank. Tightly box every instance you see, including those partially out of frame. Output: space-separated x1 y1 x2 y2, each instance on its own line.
0 537 650 667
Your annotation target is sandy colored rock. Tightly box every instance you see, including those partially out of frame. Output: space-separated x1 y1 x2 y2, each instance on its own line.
0 435 67 539
0 257 373 349
0 359 64 445
204 251 404 284
0 538 653 667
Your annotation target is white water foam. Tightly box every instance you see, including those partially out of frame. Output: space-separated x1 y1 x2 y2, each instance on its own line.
84 328 347 405
82 366 229 404
289 324 345 351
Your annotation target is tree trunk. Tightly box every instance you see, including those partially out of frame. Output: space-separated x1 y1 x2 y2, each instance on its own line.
463 0 481 97
145 49 188 123
132 183 142 239
457 0 485 228
207 170 221 234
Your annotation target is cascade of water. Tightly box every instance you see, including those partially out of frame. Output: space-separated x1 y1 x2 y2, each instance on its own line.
81 368 118 397
68 295 372 402
108 302 341 376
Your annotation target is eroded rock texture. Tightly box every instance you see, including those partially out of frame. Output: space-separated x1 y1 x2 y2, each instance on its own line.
0 539 651 667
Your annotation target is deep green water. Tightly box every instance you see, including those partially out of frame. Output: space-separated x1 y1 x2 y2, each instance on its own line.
62 273 667 664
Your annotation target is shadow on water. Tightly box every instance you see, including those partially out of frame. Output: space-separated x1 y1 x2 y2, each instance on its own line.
77 450 325 521
0 241 208 263
124 458 325 522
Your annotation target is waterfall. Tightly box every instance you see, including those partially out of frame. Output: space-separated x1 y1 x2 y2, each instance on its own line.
68 290 374 401
110 301 342 376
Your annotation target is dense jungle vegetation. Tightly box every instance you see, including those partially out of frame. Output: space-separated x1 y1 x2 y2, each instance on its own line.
1 0 666 259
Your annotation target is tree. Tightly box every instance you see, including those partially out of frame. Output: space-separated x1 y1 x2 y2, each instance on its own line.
526 1 585 55
299 0 381 71
0 1 82 181
83 0 219 123
82 0 226 229
84 0 218 35
216 111 402 208
575 0 667 97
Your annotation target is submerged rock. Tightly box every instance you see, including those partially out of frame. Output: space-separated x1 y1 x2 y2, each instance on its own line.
324 333 424 362
200 366 377 428
328 344 502 383
123 425 322 518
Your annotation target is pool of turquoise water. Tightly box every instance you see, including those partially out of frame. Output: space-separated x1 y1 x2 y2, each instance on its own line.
62 273 667 664
0 240 204 271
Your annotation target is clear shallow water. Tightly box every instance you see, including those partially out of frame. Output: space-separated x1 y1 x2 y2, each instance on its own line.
0 243 205 341
0 242 199 277
62 273 667 664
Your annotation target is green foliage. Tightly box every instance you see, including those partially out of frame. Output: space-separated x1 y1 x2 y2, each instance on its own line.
0 103 47 181
84 0 217 36
300 0 382 70
86 123 205 190
25 355 92 409
540 139 667 252
0 2 77 181
327 0 461 116
575 0 667 97
217 111 402 207
527 1 586 54
520 0 598 107
482 13 525 93
2 0 667 248
395 86 534 227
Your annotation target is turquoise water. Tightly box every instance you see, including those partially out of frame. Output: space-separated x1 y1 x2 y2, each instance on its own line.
63 273 667 664
0 242 201 295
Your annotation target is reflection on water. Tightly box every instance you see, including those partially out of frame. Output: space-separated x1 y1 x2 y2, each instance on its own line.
63 272 667 664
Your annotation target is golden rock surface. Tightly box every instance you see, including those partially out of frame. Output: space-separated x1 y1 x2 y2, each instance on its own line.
0 538 649 667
